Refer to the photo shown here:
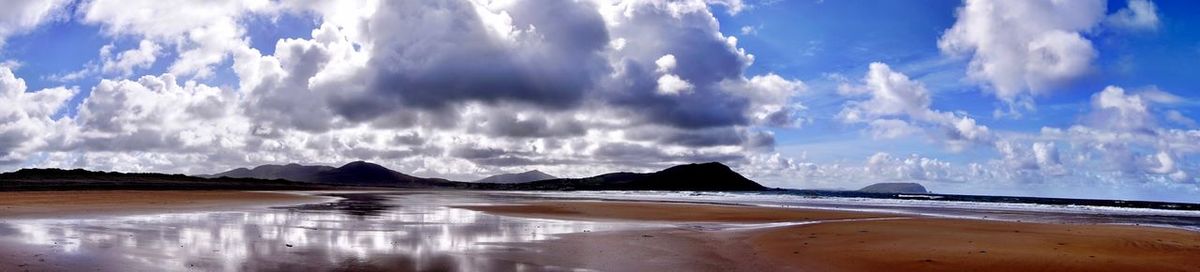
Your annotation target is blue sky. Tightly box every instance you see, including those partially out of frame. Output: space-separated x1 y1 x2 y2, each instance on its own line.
0 0 1198 202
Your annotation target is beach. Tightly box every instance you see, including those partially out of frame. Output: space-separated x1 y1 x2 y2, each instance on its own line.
466 201 1200 272
1 191 1198 271
0 190 327 219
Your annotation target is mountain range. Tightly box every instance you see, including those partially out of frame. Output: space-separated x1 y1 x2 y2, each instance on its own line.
201 161 765 191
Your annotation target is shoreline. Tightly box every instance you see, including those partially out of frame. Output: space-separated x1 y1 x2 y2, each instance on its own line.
1 191 1198 271
461 200 1200 272
0 190 331 219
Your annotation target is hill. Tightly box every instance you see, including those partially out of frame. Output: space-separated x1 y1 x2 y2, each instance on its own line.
0 168 331 191
210 161 452 187
858 182 928 194
475 170 557 184
469 162 766 191
6 161 766 192
207 163 334 182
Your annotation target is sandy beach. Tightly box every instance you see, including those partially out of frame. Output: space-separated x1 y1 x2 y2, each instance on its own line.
0 190 326 219
1 191 1198 271
464 201 1200 272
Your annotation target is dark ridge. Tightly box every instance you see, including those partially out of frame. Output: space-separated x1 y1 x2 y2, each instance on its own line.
474 170 557 184
858 182 928 194
314 161 452 187
6 161 766 192
463 162 767 191
0 168 337 191
205 163 335 182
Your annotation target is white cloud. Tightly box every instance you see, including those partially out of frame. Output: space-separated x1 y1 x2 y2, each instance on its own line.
838 62 991 150
0 0 69 46
655 54 677 73
1106 0 1160 31
79 0 274 78
1085 86 1153 132
1028 86 1199 185
654 54 692 95
656 74 693 95
101 40 161 77
866 119 919 139
0 0 811 182
733 73 806 127
0 66 76 163
865 152 954 182
1166 110 1197 128
6 0 1193 201
939 0 1104 107
739 25 759 35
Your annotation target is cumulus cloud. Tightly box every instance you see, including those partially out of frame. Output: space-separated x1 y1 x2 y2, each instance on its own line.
4 0 1190 200
838 62 990 150
79 0 273 78
70 74 245 153
865 152 954 182
1085 86 1154 133
1032 85 1198 184
1106 0 1161 31
939 0 1104 110
656 74 694 95
0 67 75 164
0 0 813 182
101 40 161 77
0 0 69 46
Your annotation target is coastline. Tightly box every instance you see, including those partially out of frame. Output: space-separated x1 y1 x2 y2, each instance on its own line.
0 190 330 219
462 200 1200 272
0 191 1197 271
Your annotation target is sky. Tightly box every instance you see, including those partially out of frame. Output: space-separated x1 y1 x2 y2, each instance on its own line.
0 0 1198 202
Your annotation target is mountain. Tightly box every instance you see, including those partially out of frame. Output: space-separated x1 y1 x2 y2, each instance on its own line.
8 161 763 191
858 182 928 194
472 162 767 191
475 170 556 184
208 163 334 182
315 161 452 187
209 161 452 187
0 168 330 191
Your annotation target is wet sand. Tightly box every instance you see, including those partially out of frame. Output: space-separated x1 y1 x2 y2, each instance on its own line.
464 201 1200 272
0 190 325 219
459 200 892 222
2 191 1199 271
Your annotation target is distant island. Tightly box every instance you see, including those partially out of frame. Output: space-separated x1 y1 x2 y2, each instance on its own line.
858 182 929 194
2 161 767 192
475 170 557 184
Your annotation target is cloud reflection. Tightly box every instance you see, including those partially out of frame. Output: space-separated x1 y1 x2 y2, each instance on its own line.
0 192 648 271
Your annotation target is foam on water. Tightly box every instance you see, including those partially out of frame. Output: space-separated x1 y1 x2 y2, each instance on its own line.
500 191 1200 231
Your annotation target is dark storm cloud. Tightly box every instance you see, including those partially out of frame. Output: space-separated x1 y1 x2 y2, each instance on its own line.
349 0 610 116
449 146 509 160
391 132 426 146
592 142 745 165
467 110 587 138
605 62 750 129
598 4 757 129
329 0 769 138
626 126 746 147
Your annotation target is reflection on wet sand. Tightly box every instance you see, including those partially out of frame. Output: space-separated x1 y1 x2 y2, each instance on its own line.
0 192 653 271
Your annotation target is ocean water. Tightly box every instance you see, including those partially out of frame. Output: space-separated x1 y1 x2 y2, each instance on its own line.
501 190 1200 231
